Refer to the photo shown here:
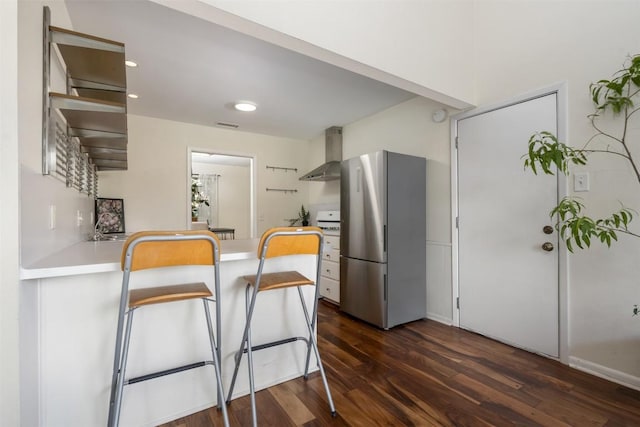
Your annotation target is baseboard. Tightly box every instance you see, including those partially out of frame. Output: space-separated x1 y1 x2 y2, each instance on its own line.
426 312 453 326
569 356 640 391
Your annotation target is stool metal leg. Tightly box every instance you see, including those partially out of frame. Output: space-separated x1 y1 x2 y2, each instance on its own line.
297 287 336 416
108 323 124 427
111 307 136 427
225 344 243 405
226 283 258 405
203 299 230 427
302 286 320 378
108 272 132 427
225 284 260 426
245 286 258 427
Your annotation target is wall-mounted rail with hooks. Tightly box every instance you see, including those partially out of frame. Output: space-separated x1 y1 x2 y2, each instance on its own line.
266 165 298 173
266 188 297 194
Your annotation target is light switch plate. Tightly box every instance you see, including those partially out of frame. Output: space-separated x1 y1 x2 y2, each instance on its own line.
574 172 590 192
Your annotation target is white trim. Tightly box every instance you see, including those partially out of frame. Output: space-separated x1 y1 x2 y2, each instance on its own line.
450 82 569 364
450 116 460 328
569 356 640 391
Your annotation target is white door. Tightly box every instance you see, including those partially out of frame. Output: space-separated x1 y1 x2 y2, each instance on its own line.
456 93 559 357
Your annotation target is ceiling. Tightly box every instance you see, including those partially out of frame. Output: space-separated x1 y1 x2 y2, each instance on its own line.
64 0 419 141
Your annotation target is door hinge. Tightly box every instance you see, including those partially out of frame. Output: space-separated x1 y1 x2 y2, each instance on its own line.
455 136 459 149
456 216 459 228
456 297 460 309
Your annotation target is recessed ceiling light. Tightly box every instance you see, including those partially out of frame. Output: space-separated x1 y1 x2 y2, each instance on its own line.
127 93 139 99
125 60 138 68
234 102 257 112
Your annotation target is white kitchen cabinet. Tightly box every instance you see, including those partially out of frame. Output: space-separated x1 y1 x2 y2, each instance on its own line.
320 233 340 304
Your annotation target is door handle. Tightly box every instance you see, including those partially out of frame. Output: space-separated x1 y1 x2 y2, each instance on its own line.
542 242 554 252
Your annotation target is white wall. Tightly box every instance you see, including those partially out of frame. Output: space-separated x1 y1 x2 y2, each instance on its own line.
16 1 97 425
472 0 640 383
98 114 311 237
192 161 251 239
19 0 94 267
1 0 20 425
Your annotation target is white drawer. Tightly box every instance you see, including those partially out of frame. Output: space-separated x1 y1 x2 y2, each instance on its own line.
319 276 340 304
322 248 340 263
321 260 340 281
324 235 340 250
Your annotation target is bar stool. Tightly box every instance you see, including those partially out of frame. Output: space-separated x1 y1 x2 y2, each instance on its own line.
226 226 337 426
107 230 229 427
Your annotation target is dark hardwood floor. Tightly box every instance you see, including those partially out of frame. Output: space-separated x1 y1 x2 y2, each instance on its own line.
162 301 640 426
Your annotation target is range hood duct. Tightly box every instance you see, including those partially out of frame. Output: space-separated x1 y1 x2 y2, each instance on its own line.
299 126 342 181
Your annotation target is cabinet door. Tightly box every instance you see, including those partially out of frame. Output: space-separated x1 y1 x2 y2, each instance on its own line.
322 261 340 281
325 235 340 250
322 248 340 263
319 276 340 304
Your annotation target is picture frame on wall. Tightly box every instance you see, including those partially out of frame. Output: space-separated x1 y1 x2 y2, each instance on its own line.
95 197 125 234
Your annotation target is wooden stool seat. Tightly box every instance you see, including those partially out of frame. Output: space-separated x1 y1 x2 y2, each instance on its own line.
243 271 314 292
128 282 212 308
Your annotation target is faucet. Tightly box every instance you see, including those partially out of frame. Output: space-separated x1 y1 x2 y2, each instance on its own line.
90 213 106 241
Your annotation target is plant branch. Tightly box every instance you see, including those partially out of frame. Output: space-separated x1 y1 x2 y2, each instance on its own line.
581 148 632 161
551 198 637 252
587 115 624 146
627 106 640 120
620 84 640 184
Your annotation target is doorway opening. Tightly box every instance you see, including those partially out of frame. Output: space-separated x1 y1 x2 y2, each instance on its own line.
188 149 256 239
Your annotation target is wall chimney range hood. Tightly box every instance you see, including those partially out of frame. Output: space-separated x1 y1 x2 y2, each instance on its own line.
299 126 342 181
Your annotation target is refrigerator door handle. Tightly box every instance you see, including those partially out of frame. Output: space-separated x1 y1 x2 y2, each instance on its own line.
384 274 388 301
383 224 387 252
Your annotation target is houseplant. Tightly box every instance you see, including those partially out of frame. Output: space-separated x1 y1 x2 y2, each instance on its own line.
191 177 209 221
289 205 310 226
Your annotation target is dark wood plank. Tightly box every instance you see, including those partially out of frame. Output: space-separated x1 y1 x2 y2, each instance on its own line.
161 301 640 426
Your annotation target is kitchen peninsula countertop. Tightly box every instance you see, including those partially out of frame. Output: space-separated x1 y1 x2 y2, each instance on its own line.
20 238 260 280
25 235 317 426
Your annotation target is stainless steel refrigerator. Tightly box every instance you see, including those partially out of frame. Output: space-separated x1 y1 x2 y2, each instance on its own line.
340 150 426 329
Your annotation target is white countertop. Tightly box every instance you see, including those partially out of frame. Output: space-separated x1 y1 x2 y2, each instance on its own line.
20 238 259 280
